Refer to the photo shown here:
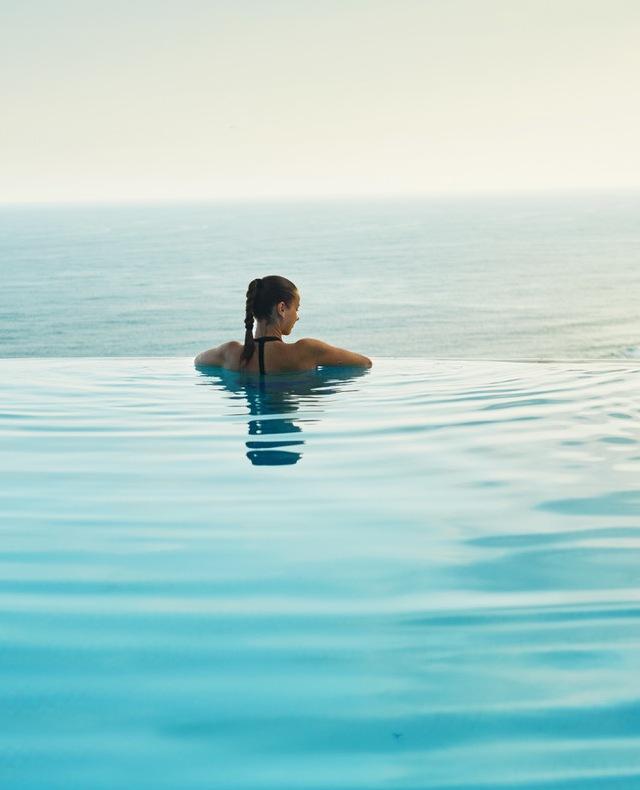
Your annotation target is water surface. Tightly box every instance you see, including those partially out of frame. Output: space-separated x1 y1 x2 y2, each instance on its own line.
1 357 640 787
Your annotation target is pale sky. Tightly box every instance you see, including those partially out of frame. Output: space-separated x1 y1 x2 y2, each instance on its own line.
1 0 639 202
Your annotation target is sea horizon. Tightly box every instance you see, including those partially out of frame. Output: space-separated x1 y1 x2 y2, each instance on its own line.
2 185 640 208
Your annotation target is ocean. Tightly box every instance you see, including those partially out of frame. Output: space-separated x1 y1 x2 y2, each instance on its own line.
1 191 639 360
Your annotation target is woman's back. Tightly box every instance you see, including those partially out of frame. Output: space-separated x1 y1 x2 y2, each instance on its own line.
227 336 306 375
203 336 371 374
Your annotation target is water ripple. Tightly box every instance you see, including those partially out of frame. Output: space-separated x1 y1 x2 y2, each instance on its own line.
1 357 640 788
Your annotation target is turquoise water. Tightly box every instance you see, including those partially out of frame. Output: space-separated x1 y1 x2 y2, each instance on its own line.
2 193 640 360
2 356 640 788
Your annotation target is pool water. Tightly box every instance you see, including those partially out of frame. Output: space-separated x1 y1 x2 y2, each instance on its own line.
2 357 640 788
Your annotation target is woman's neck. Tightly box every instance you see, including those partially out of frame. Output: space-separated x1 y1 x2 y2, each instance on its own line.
254 319 282 339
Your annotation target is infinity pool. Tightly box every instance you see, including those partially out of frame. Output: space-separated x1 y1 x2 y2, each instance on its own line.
2 357 640 788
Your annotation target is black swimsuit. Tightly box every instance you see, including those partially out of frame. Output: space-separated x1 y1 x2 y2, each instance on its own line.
254 336 283 375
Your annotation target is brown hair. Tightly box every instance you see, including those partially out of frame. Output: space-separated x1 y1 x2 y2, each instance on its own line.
240 275 298 367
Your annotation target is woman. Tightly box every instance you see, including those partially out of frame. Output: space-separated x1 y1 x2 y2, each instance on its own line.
194 275 372 374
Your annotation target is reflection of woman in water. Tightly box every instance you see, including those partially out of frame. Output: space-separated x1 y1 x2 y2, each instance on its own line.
197 364 369 465
194 275 372 373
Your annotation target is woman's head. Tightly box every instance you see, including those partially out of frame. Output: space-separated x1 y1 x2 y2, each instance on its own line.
240 275 300 364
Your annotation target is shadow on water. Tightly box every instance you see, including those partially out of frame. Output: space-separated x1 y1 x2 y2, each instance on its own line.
195 365 369 465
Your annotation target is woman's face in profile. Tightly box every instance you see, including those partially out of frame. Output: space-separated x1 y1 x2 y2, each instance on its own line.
281 292 300 335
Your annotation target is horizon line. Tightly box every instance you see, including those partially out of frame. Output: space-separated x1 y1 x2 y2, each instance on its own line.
1 185 640 208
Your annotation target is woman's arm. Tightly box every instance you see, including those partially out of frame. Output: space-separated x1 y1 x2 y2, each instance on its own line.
296 338 372 368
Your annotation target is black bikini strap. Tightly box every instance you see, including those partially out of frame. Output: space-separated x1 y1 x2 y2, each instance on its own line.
258 338 266 375
255 336 282 376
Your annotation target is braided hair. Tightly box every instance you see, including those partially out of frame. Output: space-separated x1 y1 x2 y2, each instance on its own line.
240 275 298 368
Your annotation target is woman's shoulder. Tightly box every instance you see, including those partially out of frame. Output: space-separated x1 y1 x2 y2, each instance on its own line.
194 340 242 368
223 340 245 366
294 338 372 368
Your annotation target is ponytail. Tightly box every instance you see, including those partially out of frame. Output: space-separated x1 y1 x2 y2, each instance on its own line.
240 278 261 367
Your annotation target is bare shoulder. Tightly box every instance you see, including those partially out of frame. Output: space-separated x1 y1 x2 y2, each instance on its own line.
194 340 242 367
224 341 243 368
295 338 372 368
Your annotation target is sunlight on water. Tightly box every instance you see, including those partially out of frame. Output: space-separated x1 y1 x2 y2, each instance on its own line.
1 357 640 788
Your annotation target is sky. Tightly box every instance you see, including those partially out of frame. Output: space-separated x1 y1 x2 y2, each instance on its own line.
1 0 639 202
